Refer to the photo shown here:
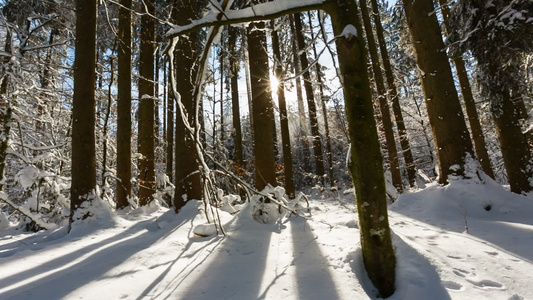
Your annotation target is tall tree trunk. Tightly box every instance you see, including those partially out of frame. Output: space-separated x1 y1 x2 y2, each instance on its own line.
293 13 325 182
166 66 174 182
219 44 225 149
70 0 97 226
174 0 202 209
116 0 133 209
228 27 244 175
307 12 335 187
137 0 156 206
403 0 475 183
359 0 403 193
328 0 396 296
493 88 533 193
370 0 417 187
289 15 311 174
101 48 115 192
247 19 277 190
271 20 296 199
0 31 12 191
437 0 495 179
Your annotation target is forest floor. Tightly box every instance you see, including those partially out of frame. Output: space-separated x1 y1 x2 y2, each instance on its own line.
0 177 532 300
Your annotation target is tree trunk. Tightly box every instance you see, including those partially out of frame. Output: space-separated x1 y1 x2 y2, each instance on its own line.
437 0 495 179
370 0 417 187
219 44 225 149
359 0 403 193
166 68 174 182
229 27 244 175
101 49 115 192
137 0 156 206
116 0 133 209
0 31 12 191
328 0 396 296
307 12 335 187
289 16 312 174
271 20 296 199
173 0 202 209
247 19 277 190
70 0 97 225
493 88 533 193
293 13 325 182
403 0 475 184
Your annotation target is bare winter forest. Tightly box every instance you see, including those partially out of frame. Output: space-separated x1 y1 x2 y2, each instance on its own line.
1 0 532 299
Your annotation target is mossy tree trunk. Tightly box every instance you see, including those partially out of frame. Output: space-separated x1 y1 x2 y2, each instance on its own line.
328 0 396 296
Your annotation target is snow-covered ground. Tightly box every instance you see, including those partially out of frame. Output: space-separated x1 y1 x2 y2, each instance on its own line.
1 179 532 300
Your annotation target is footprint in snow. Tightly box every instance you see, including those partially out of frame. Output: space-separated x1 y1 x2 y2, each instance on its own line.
442 281 463 291
466 279 504 289
452 268 469 277
447 255 463 260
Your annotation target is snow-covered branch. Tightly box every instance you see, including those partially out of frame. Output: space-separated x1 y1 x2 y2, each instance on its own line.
166 0 330 38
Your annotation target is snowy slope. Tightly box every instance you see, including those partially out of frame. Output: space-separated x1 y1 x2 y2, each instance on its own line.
0 180 532 300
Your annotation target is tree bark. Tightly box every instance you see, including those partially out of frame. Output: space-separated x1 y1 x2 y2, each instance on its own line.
229 27 244 175
271 20 296 199
0 31 12 191
370 0 417 187
70 0 97 224
166 66 174 182
328 0 396 296
403 0 475 183
307 12 335 187
247 19 277 191
437 0 495 179
173 0 202 209
289 15 311 174
493 88 533 193
359 0 403 193
293 13 325 182
137 0 156 206
116 0 133 209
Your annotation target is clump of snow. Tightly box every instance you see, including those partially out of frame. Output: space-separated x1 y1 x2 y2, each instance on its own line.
15 166 42 190
69 191 117 235
340 24 358 40
193 223 217 237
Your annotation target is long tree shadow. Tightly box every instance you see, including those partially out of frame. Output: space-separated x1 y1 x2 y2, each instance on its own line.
172 212 275 299
135 219 224 299
0 209 194 300
289 217 340 300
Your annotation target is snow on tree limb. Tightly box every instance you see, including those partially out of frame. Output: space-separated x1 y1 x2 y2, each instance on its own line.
166 0 329 38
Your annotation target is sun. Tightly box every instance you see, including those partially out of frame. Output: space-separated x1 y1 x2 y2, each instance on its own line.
270 75 280 93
